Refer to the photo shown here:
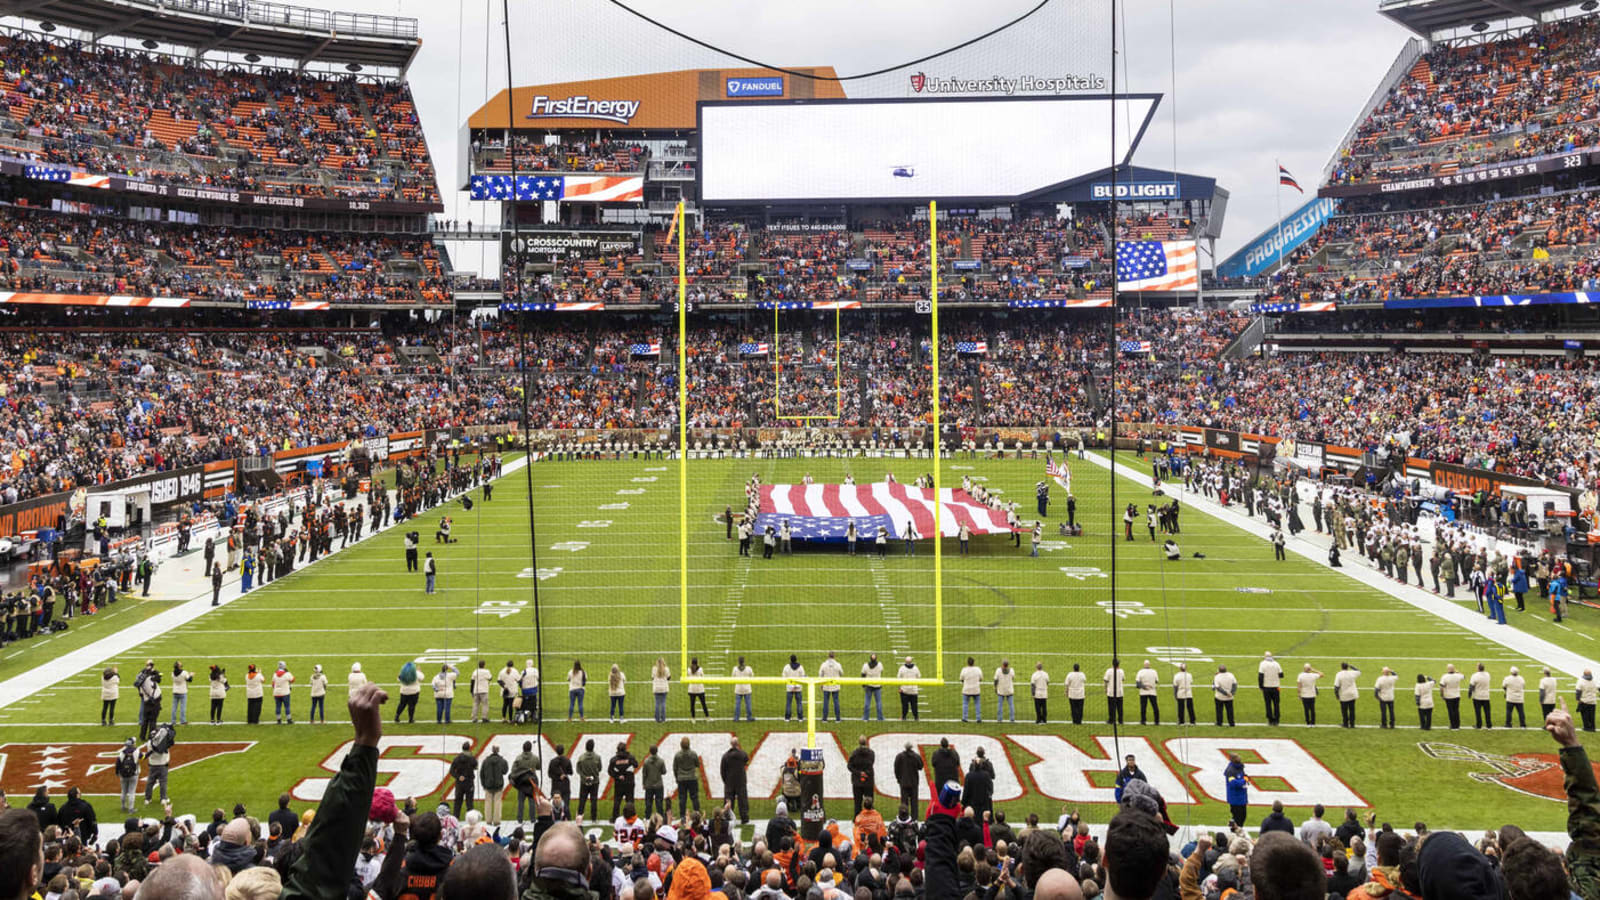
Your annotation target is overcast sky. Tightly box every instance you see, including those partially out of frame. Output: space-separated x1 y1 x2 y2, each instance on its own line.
374 0 1415 273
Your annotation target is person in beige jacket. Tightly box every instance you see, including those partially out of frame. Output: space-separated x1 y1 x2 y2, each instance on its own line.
1503 666 1527 728
100 666 120 726
308 664 329 724
347 662 368 696
244 664 265 724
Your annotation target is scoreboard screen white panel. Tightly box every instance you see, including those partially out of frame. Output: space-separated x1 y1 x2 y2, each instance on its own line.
698 96 1159 203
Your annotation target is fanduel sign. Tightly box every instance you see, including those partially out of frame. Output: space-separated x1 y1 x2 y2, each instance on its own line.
1217 197 1340 279
527 95 641 124
1092 181 1178 200
726 76 784 97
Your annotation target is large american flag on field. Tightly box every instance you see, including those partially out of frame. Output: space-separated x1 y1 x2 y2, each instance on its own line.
755 483 1015 542
469 174 645 203
1115 240 1199 292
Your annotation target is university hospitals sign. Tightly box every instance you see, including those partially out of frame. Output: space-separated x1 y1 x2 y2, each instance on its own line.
909 73 1107 94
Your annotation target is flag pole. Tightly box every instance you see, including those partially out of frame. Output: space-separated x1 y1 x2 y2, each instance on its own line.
1275 158 1286 275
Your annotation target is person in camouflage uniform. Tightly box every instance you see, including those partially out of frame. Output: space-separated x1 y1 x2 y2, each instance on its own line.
1551 698 1600 899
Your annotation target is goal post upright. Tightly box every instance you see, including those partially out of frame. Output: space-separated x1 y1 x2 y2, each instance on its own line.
774 305 844 422
677 199 689 678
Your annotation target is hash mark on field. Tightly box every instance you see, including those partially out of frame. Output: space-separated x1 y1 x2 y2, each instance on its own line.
867 556 909 656
710 556 753 665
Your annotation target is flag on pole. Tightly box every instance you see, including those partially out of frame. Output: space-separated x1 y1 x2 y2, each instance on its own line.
1278 165 1303 193
665 203 680 250
1045 453 1072 494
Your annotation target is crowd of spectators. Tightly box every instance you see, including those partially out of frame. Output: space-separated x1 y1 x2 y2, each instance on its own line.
0 32 438 204
472 135 649 174
1328 13 1600 186
503 216 1117 307
9 306 1600 505
3 681 1598 900
0 204 448 305
1261 190 1600 304
1115 346 1600 490
0 326 519 505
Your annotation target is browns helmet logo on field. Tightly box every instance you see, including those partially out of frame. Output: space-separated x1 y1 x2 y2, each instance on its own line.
0 742 254 795
1418 742 1600 802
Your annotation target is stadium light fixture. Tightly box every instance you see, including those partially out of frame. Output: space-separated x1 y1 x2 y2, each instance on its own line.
37 21 54 32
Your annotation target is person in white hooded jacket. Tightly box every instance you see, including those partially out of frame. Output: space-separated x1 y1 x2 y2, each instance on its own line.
348 662 368 696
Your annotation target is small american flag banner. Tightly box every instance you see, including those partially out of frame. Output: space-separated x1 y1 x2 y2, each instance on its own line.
469 174 645 203
1116 240 1199 292
955 341 988 355
628 342 661 356
738 342 770 356
25 166 111 189
1118 340 1154 353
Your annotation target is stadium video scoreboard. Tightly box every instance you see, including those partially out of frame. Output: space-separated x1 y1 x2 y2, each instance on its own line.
697 95 1160 204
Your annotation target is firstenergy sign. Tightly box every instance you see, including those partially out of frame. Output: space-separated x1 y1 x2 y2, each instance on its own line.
527 95 641 125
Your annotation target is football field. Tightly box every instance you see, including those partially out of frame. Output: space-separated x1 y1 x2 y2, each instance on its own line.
0 452 1596 833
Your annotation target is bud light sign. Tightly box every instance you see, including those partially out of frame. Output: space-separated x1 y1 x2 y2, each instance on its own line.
1091 181 1178 200
726 77 784 97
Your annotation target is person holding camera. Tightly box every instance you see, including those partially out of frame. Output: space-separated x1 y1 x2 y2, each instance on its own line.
135 660 162 742
404 531 419 572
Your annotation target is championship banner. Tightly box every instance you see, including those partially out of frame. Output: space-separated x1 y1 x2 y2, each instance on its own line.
1318 149 1600 199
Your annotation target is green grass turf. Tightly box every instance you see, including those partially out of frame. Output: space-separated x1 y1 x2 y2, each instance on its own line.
1 454 1597 833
